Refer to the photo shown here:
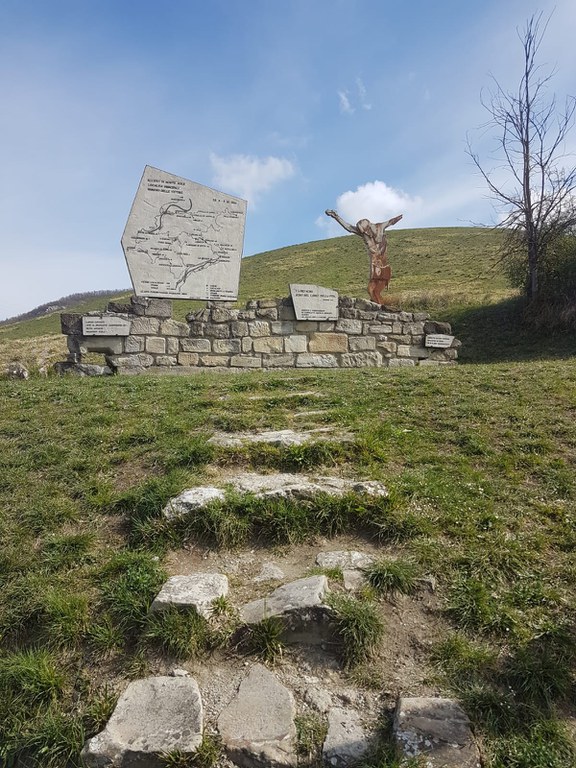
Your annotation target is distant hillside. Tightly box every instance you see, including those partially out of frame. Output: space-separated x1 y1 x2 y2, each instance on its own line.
0 227 508 342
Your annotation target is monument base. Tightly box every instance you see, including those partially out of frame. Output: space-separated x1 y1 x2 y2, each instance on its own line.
56 295 460 375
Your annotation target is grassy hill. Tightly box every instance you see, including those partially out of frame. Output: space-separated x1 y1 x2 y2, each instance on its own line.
0 227 575 764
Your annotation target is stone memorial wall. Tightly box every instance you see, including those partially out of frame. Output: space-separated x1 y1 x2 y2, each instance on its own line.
59 296 460 375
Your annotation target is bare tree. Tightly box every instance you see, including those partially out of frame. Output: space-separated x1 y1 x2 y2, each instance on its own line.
468 12 576 301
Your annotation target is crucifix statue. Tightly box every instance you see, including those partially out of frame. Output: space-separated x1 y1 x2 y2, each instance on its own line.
325 210 403 304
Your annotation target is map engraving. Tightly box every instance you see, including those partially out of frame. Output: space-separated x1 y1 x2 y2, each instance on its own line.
121 166 247 301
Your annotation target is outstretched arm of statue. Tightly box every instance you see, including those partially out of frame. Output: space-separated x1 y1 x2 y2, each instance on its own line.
325 209 358 235
384 214 403 228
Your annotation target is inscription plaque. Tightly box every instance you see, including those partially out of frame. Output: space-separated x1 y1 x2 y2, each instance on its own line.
425 334 454 348
82 316 131 336
121 166 247 301
290 284 339 321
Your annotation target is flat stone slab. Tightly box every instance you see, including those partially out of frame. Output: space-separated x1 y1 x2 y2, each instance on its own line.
323 707 370 767
81 676 203 767
316 551 374 571
218 663 297 768
240 575 331 644
163 475 388 520
151 573 229 618
207 428 350 448
393 697 481 768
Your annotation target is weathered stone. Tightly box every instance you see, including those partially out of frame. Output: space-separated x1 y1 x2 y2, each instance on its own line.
106 301 134 314
397 345 430 359
256 307 279 320
323 707 370 768
211 308 236 323
278 304 297 321
213 338 242 354
258 299 278 309
218 664 297 768
241 337 254 353
231 321 249 337
155 355 178 366
254 562 286 582
308 333 348 353
403 322 425 335
355 298 381 311
181 338 211 353
166 337 180 355
160 319 190 336
253 337 284 354
81 677 202 767
204 323 230 338
271 321 295 335
163 487 226 519
125 335 145 353
237 309 257 321
54 362 113 377
231 355 262 368
304 686 332 713
341 352 382 367
60 313 83 335
318 322 335 331
296 354 338 368
151 574 229 618
339 308 359 319
316 551 374 570
388 358 416 367
263 353 296 368
78 336 125 355
240 576 331 644
414 312 430 321
393 697 480 768
108 353 154 368
294 321 318 332
376 341 396 356
338 296 354 308
130 316 160 335
249 321 271 337
178 352 199 366
146 336 166 354
377 311 401 322
188 321 205 336
5 362 29 380
143 298 173 318
284 335 307 353
200 355 230 367
335 319 363 334
366 323 393 334
208 429 338 448
348 336 376 351
424 320 452 335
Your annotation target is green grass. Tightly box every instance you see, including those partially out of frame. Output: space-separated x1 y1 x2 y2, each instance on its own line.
1 229 576 763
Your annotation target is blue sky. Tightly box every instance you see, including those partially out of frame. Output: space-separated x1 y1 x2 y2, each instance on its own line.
1 0 575 319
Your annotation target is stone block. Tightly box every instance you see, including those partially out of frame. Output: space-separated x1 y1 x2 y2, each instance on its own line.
130 316 160 335
125 335 145 353
377 341 397 356
338 296 354 307
323 707 370 768
271 321 295 335
231 355 262 368
213 338 242 354
414 312 430 321
108 354 154 368
146 336 166 354
155 355 177 366
231 321 249 337
249 321 271 337
141 297 173 317
393 697 480 768
335 318 363 334
339 308 359 319
263 354 296 368
377 311 401 321
296 354 338 368
284 335 307 353
106 300 134 314
295 321 318 332
160 319 190 336
308 333 348 353
181 338 211 353
348 336 376 351
81 677 202 766
178 352 199 366
258 299 278 308
388 358 416 367
355 298 381 311
211 308 237 323
253 337 283 354
204 323 230 338
388 334 412 344
242 337 254 353
341 352 382 367
279 304 297 321
200 355 230 367
60 313 83 335
237 309 257 320
188 321 205 336
257 307 279 320
425 320 452 335
358 311 379 320
403 322 425 335
366 323 393 334
318 322 335 331
218 664 296 768
152 574 229 618
166 337 179 355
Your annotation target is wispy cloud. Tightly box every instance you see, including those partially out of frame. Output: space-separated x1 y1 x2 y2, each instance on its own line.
356 78 372 110
210 153 295 206
338 90 354 114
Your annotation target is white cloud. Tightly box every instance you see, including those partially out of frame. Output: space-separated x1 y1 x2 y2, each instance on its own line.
338 90 354 114
210 153 295 205
335 181 422 224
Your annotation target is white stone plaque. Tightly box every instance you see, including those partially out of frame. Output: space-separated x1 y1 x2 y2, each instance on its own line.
290 284 339 321
121 166 247 301
82 316 131 336
425 334 454 348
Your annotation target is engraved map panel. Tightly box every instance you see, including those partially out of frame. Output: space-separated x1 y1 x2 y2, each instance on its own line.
121 166 247 301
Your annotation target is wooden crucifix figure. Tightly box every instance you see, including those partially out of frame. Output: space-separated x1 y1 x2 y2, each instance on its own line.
325 210 403 304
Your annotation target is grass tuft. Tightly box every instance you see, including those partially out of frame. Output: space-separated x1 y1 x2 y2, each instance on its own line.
327 593 384 668
363 559 419 598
